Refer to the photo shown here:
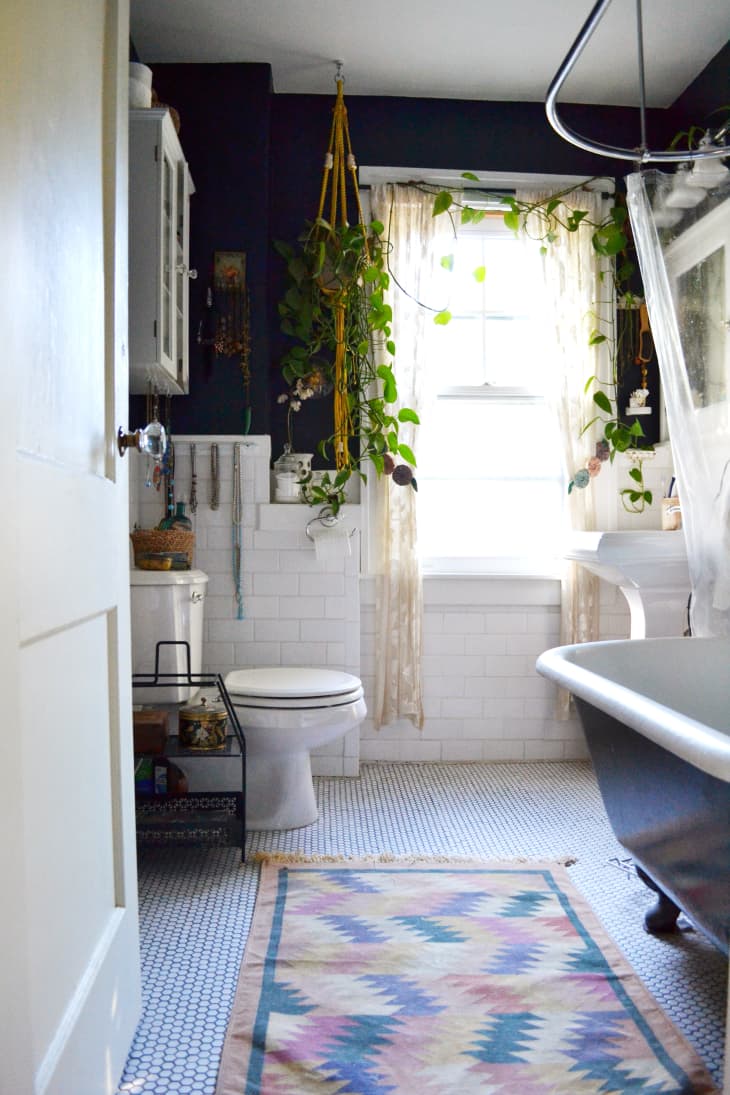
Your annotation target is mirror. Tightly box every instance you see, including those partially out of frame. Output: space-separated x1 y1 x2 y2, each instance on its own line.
664 197 730 414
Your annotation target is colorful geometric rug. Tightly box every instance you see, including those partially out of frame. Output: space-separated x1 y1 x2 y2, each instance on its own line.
216 857 718 1094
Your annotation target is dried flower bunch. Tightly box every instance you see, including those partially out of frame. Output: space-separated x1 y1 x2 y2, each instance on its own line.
569 453 604 493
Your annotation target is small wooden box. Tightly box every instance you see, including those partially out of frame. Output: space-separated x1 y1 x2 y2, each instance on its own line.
133 709 169 755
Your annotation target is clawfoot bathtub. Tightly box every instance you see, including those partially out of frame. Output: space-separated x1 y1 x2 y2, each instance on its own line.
537 636 730 953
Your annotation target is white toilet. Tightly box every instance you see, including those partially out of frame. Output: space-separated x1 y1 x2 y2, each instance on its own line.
225 666 367 830
130 567 366 831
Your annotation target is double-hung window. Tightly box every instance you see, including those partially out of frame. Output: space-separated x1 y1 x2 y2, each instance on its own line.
416 204 565 574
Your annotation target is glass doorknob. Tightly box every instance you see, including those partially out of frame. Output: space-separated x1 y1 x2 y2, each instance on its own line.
117 420 167 459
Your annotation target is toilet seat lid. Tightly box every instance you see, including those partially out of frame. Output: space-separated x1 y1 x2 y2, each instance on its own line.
225 667 362 702
130 568 208 587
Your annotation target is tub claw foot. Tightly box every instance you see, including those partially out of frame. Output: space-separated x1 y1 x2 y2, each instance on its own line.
635 866 681 934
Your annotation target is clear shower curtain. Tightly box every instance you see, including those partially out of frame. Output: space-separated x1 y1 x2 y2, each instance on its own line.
627 169 730 637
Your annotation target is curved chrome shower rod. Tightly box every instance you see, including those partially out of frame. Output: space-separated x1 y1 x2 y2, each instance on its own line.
545 0 729 164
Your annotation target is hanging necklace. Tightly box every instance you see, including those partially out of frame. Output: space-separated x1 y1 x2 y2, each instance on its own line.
163 438 175 520
145 384 161 489
210 443 220 510
189 442 198 514
232 442 244 620
163 395 174 517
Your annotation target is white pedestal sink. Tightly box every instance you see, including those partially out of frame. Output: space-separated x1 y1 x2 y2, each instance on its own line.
565 530 690 638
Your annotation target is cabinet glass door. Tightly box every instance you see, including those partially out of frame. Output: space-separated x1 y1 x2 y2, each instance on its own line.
175 162 188 387
161 149 176 368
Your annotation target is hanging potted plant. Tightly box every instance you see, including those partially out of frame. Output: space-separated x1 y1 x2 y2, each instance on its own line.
274 76 418 515
275 217 417 513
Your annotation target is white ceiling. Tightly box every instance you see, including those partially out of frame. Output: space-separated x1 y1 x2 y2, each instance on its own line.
130 0 729 108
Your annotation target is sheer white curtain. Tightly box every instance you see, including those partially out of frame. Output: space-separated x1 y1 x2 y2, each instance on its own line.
518 188 612 716
368 184 452 729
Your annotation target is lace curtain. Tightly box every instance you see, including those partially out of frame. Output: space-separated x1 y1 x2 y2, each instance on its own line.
366 183 608 724
518 187 611 716
368 184 452 729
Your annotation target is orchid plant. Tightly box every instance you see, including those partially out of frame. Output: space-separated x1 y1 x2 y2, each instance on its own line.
276 376 316 453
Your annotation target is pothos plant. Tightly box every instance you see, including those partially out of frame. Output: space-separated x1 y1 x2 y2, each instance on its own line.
429 177 654 513
275 217 419 514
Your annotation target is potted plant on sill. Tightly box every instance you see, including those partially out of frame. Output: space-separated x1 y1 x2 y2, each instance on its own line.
272 376 317 503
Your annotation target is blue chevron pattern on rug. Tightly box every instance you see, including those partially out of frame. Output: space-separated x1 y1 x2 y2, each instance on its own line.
358 974 444 1016
216 860 719 1094
322 915 390 944
390 914 467 943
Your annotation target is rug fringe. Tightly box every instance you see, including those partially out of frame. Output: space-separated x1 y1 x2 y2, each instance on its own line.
252 852 578 867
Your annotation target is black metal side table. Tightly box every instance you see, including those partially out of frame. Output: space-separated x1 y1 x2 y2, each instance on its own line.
132 641 246 860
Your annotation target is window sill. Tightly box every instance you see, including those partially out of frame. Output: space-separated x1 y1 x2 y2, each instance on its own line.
422 574 561 607
421 559 564 580
360 573 562 608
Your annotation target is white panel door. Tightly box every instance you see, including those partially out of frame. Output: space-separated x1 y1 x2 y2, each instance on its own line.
0 1 141 1093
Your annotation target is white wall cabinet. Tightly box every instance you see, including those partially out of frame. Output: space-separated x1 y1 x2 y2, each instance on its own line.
129 108 196 395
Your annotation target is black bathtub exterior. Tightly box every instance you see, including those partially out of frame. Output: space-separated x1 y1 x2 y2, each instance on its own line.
574 696 730 954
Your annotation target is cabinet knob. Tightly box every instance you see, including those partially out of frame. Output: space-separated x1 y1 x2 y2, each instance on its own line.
177 263 198 280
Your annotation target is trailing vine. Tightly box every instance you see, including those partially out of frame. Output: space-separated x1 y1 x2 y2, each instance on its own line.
427 176 654 511
276 177 659 515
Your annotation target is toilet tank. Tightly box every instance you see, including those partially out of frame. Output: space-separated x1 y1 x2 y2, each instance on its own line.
130 568 208 702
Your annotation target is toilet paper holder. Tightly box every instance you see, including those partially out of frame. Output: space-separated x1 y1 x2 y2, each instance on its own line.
305 507 356 542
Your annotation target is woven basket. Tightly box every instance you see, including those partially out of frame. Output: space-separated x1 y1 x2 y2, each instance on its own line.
130 529 195 568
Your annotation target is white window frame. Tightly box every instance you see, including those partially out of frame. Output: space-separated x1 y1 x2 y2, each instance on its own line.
358 170 612 579
420 208 565 576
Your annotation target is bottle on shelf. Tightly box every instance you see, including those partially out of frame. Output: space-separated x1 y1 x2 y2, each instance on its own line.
158 500 193 531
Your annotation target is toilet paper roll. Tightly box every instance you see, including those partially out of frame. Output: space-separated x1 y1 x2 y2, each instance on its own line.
311 521 353 564
129 63 153 108
129 62 153 88
129 78 152 108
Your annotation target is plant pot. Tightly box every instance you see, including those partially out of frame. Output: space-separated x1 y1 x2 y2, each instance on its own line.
273 450 312 503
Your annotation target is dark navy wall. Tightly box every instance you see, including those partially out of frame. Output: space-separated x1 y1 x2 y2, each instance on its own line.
129 50 728 459
664 41 730 137
129 63 273 437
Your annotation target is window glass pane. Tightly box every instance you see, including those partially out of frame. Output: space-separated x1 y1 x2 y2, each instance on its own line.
416 214 564 571
418 477 565 560
419 400 559 479
432 225 546 389
450 234 536 314
436 317 545 388
433 317 484 386
417 401 563 565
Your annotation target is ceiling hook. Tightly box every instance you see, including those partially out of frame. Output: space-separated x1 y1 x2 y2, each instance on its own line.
334 60 345 85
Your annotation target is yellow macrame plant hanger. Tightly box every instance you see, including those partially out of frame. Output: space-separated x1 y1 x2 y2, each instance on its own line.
314 69 369 470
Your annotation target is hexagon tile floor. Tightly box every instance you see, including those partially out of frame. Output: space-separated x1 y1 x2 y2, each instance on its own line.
117 761 727 1094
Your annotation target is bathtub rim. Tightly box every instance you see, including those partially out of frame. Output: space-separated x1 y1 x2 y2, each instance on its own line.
536 636 730 782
